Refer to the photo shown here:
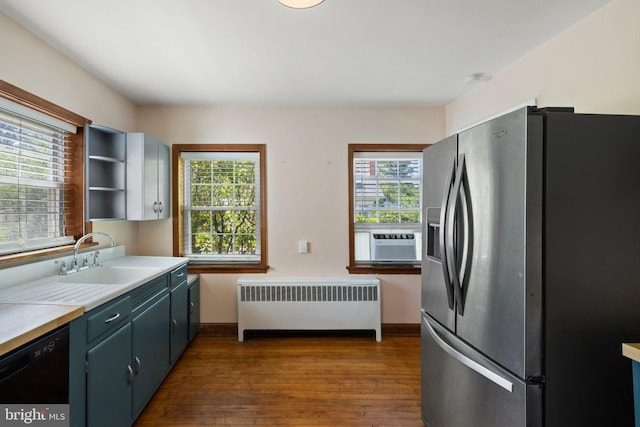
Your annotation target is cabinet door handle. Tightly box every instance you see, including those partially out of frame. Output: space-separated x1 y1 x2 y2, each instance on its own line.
190 302 195 314
153 201 158 213
104 313 120 324
172 319 177 333
134 357 142 376
127 365 134 385
158 201 163 213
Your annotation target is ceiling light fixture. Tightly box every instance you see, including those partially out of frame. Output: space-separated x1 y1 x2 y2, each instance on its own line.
278 0 325 9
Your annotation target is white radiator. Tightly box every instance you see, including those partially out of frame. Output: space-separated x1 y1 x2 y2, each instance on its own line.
237 277 381 342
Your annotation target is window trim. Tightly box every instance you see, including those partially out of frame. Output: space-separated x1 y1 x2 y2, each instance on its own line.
347 143 429 275
172 144 268 274
0 80 91 266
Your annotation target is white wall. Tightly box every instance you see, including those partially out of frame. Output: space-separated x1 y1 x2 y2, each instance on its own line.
5 0 638 325
1 9 446 325
138 106 445 323
0 11 141 254
446 0 640 133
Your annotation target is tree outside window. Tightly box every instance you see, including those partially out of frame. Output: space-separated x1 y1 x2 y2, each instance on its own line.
0 103 76 255
173 144 267 273
189 158 257 257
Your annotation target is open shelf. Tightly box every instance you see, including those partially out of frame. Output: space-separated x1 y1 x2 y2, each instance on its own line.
85 125 127 221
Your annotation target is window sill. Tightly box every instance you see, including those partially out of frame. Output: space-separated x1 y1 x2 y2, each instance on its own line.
347 264 421 275
0 245 75 267
0 242 99 268
187 264 269 274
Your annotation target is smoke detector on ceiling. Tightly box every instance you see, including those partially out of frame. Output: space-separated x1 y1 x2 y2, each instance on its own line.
466 72 493 84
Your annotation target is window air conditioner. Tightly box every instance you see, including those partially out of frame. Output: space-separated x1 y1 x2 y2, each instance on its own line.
371 233 417 262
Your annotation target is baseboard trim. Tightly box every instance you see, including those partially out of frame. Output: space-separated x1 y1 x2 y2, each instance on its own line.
197 323 419 338
382 323 420 336
199 323 238 337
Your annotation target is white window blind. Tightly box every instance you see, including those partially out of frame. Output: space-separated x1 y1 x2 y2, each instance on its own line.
0 105 75 255
353 152 422 226
181 151 261 263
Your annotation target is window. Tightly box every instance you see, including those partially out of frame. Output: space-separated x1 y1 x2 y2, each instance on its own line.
0 80 88 260
348 144 429 274
173 144 268 273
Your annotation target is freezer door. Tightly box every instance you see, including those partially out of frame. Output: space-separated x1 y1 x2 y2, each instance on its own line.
455 107 543 379
422 135 458 332
421 314 542 427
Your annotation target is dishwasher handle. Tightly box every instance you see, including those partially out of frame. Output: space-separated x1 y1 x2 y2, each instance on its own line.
0 354 28 382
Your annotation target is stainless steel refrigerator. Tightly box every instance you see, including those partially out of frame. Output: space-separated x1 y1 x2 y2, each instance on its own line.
421 106 640 426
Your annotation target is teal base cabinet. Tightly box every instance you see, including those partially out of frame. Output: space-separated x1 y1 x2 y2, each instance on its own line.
623 344 640 427
170 265 189 365
632 360 640 427
132 294 170 418
188 277 200 342
69 263 192 427
87 323 132 427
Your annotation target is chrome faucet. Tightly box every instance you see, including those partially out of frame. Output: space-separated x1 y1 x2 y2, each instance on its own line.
71 232 116 271
55 260 67 275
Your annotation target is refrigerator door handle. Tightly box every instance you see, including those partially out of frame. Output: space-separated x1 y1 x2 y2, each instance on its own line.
423 315 514 392
458 155 474 314
445 154 474 316
446 155 464 314
439 158 456 310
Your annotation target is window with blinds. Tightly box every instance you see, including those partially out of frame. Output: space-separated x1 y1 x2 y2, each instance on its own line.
181 151 261 264
353 152 422 226
0 105 75 255
349 146 425 269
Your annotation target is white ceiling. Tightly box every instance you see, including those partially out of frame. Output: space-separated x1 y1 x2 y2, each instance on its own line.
0 0 609 107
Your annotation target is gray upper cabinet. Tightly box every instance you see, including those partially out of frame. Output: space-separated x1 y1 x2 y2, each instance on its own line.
85 124 127 221
126 133 170 220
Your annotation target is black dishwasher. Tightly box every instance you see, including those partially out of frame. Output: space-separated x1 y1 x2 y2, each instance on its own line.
0 325 69 403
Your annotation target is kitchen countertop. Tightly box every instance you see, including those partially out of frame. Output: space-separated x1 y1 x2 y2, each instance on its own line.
0 250 188 356
0 303 83 356
622 343 640 362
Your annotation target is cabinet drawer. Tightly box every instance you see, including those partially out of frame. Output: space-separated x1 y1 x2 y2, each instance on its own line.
87 297 131 342
170 264 187 288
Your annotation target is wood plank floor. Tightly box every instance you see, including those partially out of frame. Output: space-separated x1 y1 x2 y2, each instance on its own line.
134 334 423 426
